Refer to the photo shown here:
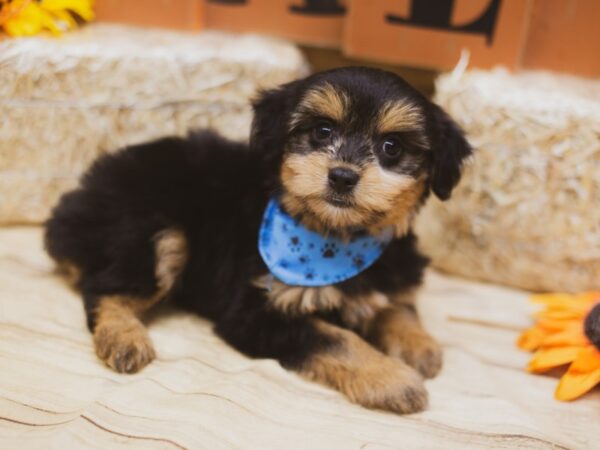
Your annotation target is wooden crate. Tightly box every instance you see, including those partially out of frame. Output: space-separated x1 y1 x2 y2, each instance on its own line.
343 0 532 70
95 0 204 30
204 0 347 47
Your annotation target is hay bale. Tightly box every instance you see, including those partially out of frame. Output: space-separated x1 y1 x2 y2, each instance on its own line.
0 24 308 224
416 68 600 293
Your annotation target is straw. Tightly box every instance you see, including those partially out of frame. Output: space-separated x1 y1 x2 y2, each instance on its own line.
0 24 309 224
416 68 600 292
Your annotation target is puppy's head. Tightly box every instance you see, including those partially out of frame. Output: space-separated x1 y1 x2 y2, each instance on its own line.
251 67 472 236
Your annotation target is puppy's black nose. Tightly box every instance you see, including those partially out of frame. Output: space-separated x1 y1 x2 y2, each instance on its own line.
328 167 359 194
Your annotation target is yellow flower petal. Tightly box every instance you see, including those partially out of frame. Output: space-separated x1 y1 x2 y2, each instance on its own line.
49 9 77 30
527 346 581 373
537 317 579 332
569 346 600 373
520 292 600 401
532 292 600 307
540 326 589 348
42 0 95 21
555 346 600 400
580 292 600 303
531 293 575 305
2 0 94 36
3 2 58 36
535 308 586 321
555 368 600 400
517 327 550 351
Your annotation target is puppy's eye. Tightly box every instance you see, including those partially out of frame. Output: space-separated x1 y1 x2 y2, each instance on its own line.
313 122 333 141
382 137 402 158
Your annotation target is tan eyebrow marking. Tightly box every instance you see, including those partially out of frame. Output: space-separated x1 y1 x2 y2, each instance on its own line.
290 83 350 129
377 100 425 134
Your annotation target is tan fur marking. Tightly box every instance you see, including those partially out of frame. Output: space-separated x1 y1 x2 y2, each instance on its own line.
280 151 426 236
377 100 425 135
346 164 426 236
389 288 418 306
93 228 187 373
300 320 427 414
305 197 370 232
340 291 390 333
255 276 393 334
280 152 364 235
254 276 343 315
291 83 349 128
357 169 427 236
154 228 188 298
367 306 442 379
281 152 329 201
56 261 81 288
93 295 156 373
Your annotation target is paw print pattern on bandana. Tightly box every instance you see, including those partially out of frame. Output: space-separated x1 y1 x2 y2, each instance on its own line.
259 199 394 287
288 236 302 253
352 254 365 269
298 254 311 264
321 242 339 259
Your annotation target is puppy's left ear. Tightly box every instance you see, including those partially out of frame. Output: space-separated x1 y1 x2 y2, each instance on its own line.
250 81 299 172
428 103 473 201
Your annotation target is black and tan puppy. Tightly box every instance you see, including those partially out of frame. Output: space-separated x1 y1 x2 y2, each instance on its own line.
45 67 471 414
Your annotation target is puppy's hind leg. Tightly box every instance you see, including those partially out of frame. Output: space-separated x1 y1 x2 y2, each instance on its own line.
300 320 428 414
90 228 188 373
216 295 427 414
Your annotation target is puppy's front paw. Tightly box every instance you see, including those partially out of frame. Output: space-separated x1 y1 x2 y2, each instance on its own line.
304 348 428 414
396 334 443 379
348 360 428 414
301 320 429 414
94 320 156 373
370 308 443 379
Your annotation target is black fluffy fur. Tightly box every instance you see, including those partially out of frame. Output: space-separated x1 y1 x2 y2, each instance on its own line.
45 67 471 371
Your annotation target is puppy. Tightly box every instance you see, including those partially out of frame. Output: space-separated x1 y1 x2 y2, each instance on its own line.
45 67 471 414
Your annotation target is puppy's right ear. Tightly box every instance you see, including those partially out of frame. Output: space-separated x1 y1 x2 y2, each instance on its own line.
250 81 299 171
428 103 473 201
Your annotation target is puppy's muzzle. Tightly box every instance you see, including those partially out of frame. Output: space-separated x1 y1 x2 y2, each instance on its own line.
328 167 359 195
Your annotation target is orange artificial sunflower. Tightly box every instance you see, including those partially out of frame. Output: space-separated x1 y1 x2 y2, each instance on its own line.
518 291 600 401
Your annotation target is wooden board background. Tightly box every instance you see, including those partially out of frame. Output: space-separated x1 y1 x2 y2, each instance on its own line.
344 0 532 70
0 227 598 449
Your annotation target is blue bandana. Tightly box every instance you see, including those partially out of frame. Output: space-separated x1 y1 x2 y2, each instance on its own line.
258 198 393 287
